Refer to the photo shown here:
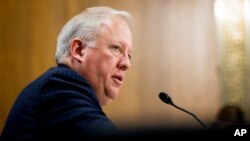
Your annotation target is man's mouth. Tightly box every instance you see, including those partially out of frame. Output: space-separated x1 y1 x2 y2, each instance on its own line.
112 75 124 86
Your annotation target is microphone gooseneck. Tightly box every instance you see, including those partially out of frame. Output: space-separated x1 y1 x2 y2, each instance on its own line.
159 92 207 128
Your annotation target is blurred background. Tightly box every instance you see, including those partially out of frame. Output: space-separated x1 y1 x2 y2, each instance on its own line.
1 0 250 133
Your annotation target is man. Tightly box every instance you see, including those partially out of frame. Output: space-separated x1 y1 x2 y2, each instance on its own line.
1 6 133 140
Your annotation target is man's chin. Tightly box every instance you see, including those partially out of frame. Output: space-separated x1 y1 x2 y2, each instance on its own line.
100 98 112 106
101 93 118 106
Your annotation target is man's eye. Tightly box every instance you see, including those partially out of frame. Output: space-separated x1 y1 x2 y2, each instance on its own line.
111 45 121 52
112 45 120 50
128 54 132 60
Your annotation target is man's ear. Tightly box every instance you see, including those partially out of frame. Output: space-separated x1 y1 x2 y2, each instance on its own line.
69 39 85 62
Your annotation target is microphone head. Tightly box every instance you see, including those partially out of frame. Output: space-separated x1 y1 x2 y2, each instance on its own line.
159 92 173 105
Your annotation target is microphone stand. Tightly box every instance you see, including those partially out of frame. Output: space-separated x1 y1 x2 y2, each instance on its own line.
159 92 207 129
170 102 207 128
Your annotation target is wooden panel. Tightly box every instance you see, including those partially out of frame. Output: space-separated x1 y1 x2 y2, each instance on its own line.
0 0 64 133
0 0 226 133
104 0 220 128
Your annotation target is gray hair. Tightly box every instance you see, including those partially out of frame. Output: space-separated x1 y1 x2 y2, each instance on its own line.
55 6 132 63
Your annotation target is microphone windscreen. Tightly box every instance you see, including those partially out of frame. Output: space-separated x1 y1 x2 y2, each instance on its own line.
159 92 172 104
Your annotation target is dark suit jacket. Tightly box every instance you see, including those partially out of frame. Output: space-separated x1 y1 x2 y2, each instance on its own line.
1 64 117 141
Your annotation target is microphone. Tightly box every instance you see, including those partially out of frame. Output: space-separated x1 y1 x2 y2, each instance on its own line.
159 92 207 128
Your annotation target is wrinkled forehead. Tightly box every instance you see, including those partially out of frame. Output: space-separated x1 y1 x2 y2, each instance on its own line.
98 16 132 47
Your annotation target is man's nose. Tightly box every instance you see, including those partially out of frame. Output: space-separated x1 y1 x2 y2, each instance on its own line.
118 55 131 71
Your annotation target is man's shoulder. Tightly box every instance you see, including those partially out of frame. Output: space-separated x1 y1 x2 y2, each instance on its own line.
45 65 89 87
21 64 93 98
40 64 99 103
